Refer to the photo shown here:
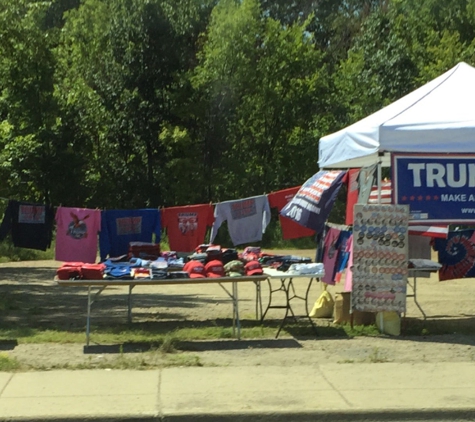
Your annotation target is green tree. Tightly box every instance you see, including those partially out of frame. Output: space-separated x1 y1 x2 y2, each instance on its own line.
0 1 58 202
56 0 215 207
193 0 328 201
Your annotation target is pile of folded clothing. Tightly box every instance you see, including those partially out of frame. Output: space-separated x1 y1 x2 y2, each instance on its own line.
182 244 264 279
260 254 313 271
57 244 187 281
285 262 325 276
187 244 239 265
128 241 161 260
102 253 187 280
236 246 314 272
56 262 107 280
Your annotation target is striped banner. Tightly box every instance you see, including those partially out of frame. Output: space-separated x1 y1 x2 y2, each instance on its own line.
367 180 448 238
368 180 392 204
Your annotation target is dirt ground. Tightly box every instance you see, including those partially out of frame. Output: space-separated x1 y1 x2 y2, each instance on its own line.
1 249 475 370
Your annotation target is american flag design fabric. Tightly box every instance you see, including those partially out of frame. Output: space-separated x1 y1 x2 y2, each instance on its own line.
368 180 392 204
280 170 346 233
367 180 448 238
298 171 346 204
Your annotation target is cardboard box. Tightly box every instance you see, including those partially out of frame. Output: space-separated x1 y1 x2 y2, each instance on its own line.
333 292 375 326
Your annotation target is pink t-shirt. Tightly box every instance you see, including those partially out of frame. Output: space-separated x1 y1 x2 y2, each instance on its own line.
322 227 341 285
55 207 101 263
344 235 354 292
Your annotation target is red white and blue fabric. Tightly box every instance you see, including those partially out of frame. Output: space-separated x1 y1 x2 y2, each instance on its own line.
368 180 448 238
433 230 475 281
368 180 392 204
280 170 347 233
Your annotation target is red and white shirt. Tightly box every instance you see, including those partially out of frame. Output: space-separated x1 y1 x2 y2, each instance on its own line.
268 187 315 240
162 204 214 252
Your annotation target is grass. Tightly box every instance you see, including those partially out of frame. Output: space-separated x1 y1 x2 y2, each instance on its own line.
337 347 390 364
0 348 203 372
0 353 21 371
0 316 383 350
367 347 390 363
0 241 55 262
0 324 282 345
2 316 469 347
0 318 472 371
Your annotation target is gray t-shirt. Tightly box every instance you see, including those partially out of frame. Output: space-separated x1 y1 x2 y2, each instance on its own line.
210 195 271 246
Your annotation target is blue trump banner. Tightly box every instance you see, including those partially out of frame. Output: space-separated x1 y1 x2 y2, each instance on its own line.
392 153 475 224
280 170 346 233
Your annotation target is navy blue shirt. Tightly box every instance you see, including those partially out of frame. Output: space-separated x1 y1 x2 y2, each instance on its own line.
99 209 161 261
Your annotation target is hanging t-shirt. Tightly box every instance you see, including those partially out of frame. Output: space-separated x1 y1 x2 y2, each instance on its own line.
55 207 101 263
343 235 354 292
210 195 271 246
280 170 346 234
334 230 352 282
357 164 377 204
433 229 475 281
162 204 214 252
322 227 341 285
268 187 315 240
99 209 161 261
0 200 54 251
345 169 360 225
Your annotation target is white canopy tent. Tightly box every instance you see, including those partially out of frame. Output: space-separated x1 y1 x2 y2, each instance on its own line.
318 62 475 169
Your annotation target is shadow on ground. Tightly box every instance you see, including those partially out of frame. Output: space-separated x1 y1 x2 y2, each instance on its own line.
0 339 18 351
83 338 303 354
2 264 475 350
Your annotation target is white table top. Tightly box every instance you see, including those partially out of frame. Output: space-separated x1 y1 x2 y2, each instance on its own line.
263 268 325 279
56 275 267 287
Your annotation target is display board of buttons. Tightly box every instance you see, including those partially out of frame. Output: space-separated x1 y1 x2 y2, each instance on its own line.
352 204 409 313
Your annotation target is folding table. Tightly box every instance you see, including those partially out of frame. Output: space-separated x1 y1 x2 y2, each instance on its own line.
407 261 441 320
262 268 324 338
57 275 267 346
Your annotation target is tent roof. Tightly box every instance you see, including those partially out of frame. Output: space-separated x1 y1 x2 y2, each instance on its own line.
318 62 475 169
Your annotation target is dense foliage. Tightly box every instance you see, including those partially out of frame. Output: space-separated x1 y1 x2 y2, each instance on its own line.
1 0 474 209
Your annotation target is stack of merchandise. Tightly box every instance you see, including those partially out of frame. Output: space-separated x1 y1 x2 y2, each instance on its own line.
56 262 106 280
182 258 224 279
128 242 161 260
182 244 264 279
235 245 314 272
56 242 185 281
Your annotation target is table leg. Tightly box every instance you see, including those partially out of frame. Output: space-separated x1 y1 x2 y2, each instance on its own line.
255 281 263 321
287 279 299 322
234 281 241 340
218 283 240 340
84 286 106 347
127 285 135 324
86 286 92 347
231 284 236 337
275 279 291 338
304 278 319 336
261 277 286 322
273 277 319 338
412 276 427 320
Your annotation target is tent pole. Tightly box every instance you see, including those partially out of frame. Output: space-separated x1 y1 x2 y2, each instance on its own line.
314 226 326 263
377 159 382 204
377 156 384 333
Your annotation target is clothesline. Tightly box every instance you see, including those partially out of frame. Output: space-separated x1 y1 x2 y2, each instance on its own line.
0 187 318 260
